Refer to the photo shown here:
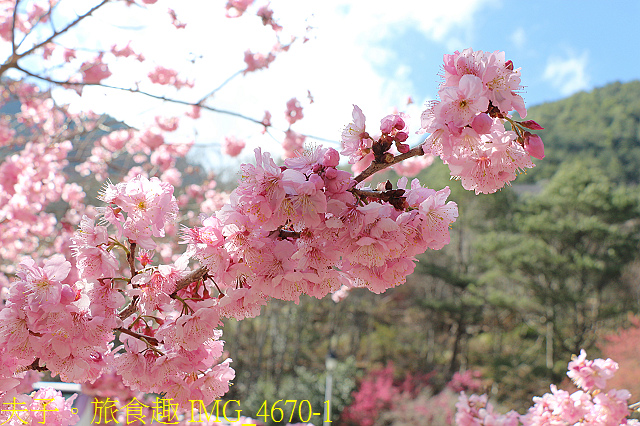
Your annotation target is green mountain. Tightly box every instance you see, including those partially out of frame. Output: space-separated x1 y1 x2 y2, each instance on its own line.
523 80 640 183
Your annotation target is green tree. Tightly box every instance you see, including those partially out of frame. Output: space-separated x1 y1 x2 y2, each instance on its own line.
472 159 640 396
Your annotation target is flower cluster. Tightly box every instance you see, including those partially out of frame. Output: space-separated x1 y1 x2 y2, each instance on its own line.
420 48 544 194
182 142 458 315
0 175 235 418
456 350 638 426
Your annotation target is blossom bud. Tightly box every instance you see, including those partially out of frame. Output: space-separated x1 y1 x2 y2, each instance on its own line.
396 143 410 154
519 120 544 130
395 132 409 142
324 167 338 179
524 132 545 159
322 148 340 167
60 285 76 305
471 113 493 134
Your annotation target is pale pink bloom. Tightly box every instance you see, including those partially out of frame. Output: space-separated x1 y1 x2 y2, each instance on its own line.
148 66 192 88
567 349 618 391
139 128 164 150
282 129 306 158
18 255 72 309
168 8 186 29
63 48 76 62
261 110 272 131
442 48 487 87
243 50 275 73
351 152 374 175
284 145 326 173
434 74 489 128
170 305 220 351
285 97 304 125
61 182 85 209
331 285 351 303
226 0 254 17
392 154 434 177
148 66 178 84
99 129 132 152
29 387 79 426
341 105 371 164
483 50 527 117
75 246 119 280
257 4 281 31
155 116 180 132
151 146 176 171
160 167 182 187
81 56 112 84
223 136 246 157
110 42 143 61
186 105 201 119
194 359 235 405
0 121 16 146
418 186 458 250
217 287 267 320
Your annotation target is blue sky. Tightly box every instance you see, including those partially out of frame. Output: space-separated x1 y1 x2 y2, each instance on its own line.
379 1 640 107
32 0 640 162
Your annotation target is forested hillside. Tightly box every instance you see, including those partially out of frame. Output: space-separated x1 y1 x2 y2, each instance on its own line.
521 80 640 183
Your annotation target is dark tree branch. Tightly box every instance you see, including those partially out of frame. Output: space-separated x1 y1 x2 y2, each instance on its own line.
171 266 208 297
354 145 426 183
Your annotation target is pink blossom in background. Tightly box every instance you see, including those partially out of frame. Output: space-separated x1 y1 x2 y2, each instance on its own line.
223 136 246 157
110 42 144 61
392 154 434 177
226 0 254 17
81 55 111 84
243 50 276 74
282 129 305 158
285 97 304 125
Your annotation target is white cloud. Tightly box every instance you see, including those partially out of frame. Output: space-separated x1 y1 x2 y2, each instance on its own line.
543 51 590 96
511 27 526 49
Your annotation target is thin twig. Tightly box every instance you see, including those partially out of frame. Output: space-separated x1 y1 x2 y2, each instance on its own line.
116 326 160 346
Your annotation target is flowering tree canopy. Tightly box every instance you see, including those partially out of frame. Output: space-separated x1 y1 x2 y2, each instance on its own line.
6 2 630 426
